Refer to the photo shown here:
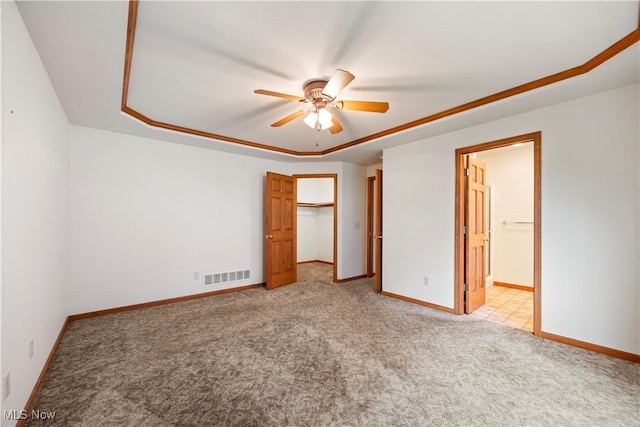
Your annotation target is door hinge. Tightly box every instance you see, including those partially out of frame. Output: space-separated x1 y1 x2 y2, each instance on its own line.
463 283 468 292
463 226 467 234
464 168 470 177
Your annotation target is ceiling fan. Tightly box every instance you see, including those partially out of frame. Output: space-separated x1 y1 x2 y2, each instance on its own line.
254 69 389 135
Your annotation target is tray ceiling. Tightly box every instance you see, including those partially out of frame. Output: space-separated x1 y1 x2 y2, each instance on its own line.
16 1 640 164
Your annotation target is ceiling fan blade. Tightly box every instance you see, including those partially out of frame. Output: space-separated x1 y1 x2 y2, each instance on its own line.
322 69 355 99
271 110 306 127
254 89 304 102
329 113 343 134
336 100 389 113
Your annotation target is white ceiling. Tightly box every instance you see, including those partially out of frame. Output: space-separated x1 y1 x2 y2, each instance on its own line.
15 1 640 165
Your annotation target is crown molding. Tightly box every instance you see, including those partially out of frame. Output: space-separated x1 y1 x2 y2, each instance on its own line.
121 0 639 158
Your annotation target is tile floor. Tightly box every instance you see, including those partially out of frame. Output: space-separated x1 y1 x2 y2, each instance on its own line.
470 285 534 332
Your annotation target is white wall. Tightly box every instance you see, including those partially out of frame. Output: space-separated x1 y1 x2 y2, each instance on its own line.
383 83 639 354
297 207 319 262
297 178 333 204
68 126 289 314
338 162 367 278
366 163 383 177
68 128 368 314
316 207 334 262
478 145 534 287
297 206 333 263
1 1 69 422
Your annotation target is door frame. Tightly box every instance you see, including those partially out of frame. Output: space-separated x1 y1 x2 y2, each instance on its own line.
293 173 338 283
374 169 383 293
454 131 541 336
366 176 375 277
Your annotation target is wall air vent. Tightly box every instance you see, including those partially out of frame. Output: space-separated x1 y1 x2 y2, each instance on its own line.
203 269 251 286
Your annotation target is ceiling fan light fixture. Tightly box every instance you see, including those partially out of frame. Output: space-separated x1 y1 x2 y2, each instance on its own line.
304 108 333 130
303 111 318 128
317 108 333 129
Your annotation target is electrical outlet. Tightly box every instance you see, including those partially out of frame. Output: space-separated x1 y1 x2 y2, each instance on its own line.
423 276 429 286
193 272 200 280
29 339 34 359
3 373 10 401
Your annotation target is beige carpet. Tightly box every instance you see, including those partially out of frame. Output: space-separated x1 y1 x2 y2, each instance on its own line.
26 263 639 426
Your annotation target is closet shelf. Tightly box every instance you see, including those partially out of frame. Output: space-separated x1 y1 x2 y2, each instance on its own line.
297 202 334 208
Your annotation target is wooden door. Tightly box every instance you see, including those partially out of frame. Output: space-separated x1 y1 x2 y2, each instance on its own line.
374 169 383 293
265 172 297 289
465 157 486 312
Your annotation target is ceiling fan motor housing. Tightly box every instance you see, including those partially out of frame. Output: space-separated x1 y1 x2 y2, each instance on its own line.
303 79 332 105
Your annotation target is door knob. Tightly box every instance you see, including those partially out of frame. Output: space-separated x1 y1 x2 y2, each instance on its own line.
376 235 383 239
265 234 273 240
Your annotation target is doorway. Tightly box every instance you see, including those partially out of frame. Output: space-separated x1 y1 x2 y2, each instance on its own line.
365 170 383 292
454 132 541 336
366 176 375 277
294 174 338 283
475 143 535 331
